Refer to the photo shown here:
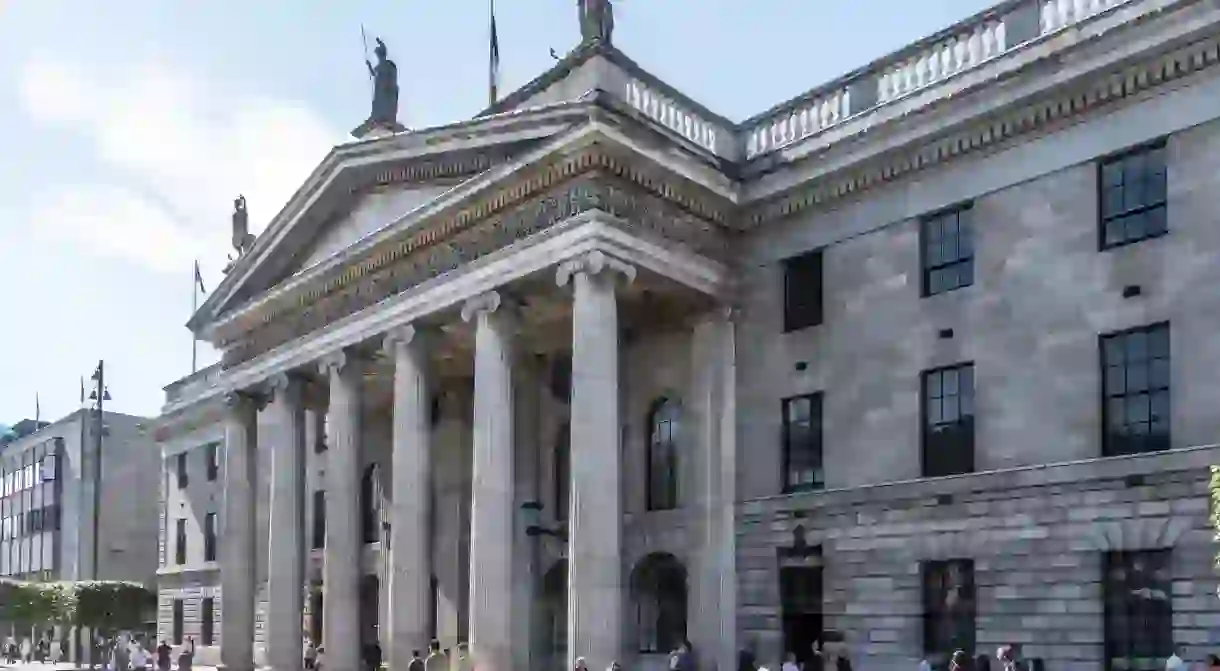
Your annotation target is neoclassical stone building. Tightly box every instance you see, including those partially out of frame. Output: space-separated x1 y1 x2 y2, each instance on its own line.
155 1 1220 670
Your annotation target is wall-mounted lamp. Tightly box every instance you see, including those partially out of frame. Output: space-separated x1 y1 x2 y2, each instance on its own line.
520 501 567 541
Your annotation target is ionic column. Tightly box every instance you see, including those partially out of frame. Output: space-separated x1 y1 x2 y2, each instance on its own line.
461 291 516 668
689 309 739 671
220 391 260 671
319 350 365 671
556 251 636 671
265 373 308 671
383 325 434 668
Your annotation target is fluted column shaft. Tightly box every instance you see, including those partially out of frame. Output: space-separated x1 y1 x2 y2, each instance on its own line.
220 392 259 671
384 326 434 668
558 251 635 671
321 351 365 671
266 374 308 671
462 291 516 668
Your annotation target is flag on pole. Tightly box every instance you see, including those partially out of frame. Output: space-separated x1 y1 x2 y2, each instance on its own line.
194 260 206 295
35 392 40 423
488 0 501 105
80 376 86 405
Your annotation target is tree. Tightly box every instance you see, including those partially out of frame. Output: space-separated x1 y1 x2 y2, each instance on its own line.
71 581 156 633
0 579 74 626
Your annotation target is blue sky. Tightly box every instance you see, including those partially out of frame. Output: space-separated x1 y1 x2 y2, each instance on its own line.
0 0 997 421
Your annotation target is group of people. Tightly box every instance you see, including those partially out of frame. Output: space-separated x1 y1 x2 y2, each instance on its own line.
104 635 194 671
1 636 60 664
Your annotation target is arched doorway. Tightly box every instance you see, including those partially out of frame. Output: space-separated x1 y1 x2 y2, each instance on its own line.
630 553 688 655
539 560 567 670
360 575 380 649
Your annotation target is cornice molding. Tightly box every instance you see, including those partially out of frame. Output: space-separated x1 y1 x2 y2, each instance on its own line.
746 32 1220 226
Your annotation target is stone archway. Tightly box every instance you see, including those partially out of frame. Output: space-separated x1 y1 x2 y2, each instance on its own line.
629 552 688 656
538 560 567 671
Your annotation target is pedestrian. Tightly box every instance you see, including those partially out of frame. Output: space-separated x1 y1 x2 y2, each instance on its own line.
130 640 150 671
177 637 195 671
424 640 446 671
408 649 425 671
574 657 589 671
304 640 318 670
1205 654 1220 671
156 640 172 671
364 640 382 671
781 651 801 671
950 650 973 671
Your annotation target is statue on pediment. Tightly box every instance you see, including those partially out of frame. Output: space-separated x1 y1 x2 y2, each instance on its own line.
579 0 614 45
367 38 399 126
231 195 255 256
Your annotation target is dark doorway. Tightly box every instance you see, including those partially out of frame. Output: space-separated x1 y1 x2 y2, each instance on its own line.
779 539 823 667
360 575 380 647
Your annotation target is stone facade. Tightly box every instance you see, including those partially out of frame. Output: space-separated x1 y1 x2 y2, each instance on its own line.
154 1 1220 670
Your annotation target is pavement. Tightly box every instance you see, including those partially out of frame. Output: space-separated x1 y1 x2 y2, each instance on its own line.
0 665 220 671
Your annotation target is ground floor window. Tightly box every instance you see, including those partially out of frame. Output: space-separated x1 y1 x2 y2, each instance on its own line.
201 598 214 645
922 559 975 663
1104 550 1172 671
172 599 184 645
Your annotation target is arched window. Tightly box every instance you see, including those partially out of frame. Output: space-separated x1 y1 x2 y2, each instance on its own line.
646 398 680 511
361 464 381 544
554 422 570 522
631 553 687 654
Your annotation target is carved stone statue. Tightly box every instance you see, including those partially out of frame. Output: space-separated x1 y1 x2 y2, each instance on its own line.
366 38 399 126
231 195 254 256
578 0 614 45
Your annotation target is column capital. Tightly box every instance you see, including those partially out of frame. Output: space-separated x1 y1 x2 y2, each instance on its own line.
225 389 269 413
318 348 366 377
382 323 435 355
555 250 637 288
266 372 308 401
460 290 503 323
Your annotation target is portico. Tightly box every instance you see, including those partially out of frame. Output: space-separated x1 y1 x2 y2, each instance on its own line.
210 199 736 671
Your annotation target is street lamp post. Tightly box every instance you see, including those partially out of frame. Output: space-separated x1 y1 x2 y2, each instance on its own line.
88 360 110 581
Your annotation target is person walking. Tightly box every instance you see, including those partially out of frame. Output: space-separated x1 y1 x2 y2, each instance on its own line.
129 640 150 671
156 640 172 671
407 649 425 671
424 640 447 671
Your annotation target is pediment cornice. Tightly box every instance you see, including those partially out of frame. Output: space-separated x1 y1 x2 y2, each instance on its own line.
212 128 737 367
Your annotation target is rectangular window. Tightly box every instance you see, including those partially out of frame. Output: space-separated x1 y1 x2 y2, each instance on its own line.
206 444 219 482
176 453 188 489
175 518 187 565
1099 141 1168 249
172 599 184 645
312 490 326 550
782 249 824 332
921 363 975 477
203 512 217 562
1104 550 1173 671
201 597 215 645
782 393 824 492
921 204 974 296
1102 323 1170 457
316 414 329 454
922 559 976 662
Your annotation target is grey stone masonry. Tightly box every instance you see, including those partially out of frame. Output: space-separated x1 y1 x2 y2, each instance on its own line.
736 448 1220 671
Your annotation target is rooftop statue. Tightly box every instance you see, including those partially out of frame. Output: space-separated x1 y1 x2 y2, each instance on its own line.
366 37 400 126
578 0 614 45
231 195 255 257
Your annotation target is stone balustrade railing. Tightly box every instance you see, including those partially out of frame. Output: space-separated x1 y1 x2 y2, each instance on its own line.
624 78 724 156
741 0 1137 160
164 363 222 405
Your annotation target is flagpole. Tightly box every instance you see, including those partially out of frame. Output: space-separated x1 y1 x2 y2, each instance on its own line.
192 261 199 374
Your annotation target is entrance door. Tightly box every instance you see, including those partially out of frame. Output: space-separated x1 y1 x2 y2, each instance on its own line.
780 565 823 666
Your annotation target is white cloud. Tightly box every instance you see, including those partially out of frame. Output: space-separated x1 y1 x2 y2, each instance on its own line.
18 56 342 281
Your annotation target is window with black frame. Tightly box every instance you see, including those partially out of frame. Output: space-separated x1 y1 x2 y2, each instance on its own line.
782 393 824 492
646 398 680 511
176 452 188 489
175 518 187 565
1101 324 1170 457
1099 142 1167 249
922 559 976 663
922 364 975 477
312 490 326 550
206 443 219 481
1104 550 1173 671
204 512 217 562
921 204 974 297
201 597 215 645
782 249 824 332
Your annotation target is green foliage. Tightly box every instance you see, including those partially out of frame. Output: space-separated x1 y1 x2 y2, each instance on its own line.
0 579 74 625
72 581 157 631
0 579 154 629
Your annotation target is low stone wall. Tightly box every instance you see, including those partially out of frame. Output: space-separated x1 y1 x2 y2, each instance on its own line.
736 450 1220 671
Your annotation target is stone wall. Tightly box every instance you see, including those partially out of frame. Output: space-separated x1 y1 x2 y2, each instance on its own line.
736 452 1219 671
